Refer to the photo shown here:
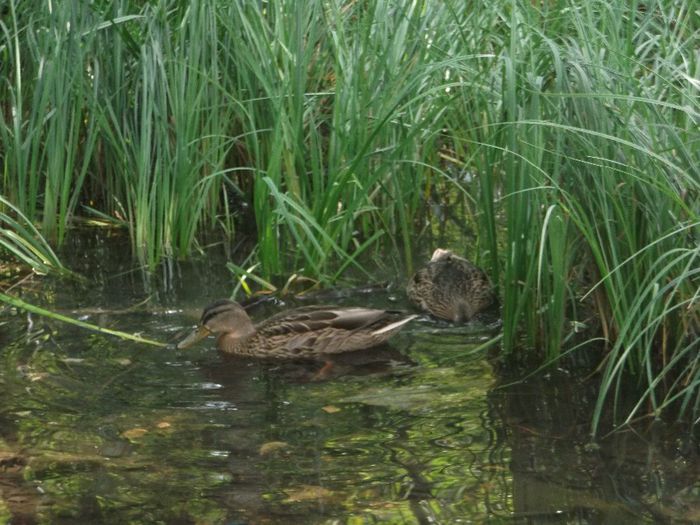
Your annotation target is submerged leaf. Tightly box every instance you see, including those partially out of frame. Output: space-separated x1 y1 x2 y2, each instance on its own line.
121 428 148 440
283 485 335 503
259 441 290 456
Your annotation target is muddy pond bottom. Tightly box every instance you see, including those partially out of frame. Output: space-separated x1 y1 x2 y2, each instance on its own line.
0 233 697 524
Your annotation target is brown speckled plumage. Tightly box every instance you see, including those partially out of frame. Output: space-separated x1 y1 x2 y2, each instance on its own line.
178 299 416 359
407 248 496 322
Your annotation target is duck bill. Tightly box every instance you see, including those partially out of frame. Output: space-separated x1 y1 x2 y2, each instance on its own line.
177 325 210 349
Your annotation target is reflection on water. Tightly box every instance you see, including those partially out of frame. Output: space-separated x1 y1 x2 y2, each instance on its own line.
0 231 697 523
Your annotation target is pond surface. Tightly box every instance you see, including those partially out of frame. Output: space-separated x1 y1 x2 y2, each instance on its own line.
1 232 697 524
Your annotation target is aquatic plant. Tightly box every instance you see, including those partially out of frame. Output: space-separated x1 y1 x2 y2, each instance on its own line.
0 1 99 245
454 0 700 433
215 1 450 279
0 196 64 275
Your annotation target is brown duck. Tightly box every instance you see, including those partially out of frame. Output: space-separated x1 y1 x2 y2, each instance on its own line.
407 248 496 322
177 299 416 361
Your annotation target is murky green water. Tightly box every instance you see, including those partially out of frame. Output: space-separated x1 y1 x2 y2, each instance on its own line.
1 232 697 524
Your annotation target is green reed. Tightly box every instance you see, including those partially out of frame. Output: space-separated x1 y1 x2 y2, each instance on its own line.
91 1 232 266
216 0 453 281
397 0 698 432
0 1 99 245
0 195 64 275
456 0 699 432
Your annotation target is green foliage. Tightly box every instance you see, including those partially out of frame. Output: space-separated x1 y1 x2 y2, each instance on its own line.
0 195 64 274
449 0 699 432
1 0 232 267
216 1 449 279
0 1 99 244
91 1 233 265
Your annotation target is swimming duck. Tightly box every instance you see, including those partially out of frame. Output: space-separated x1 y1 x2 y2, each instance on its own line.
407 248 496 322
177 299 417 360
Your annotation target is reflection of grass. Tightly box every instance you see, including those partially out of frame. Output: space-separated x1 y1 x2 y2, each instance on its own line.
1 0 697 431
1 338 233 523
2 312 694 522
340 366 492 412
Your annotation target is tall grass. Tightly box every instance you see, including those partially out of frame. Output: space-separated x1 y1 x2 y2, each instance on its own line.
0 0 697 433
449 0 700 432
0 1 98 244
1 0 232 267
91 1 233 265
217 1 453 279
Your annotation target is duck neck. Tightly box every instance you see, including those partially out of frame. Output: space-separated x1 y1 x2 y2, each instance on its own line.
217 321 256 355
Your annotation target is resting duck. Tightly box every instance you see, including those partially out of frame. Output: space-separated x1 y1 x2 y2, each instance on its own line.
177 299 416 360
407 248 496 322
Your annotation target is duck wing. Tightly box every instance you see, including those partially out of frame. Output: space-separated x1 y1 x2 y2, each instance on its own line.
257 306 414 355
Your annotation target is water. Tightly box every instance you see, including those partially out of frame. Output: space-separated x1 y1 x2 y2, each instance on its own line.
0 231 697 524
